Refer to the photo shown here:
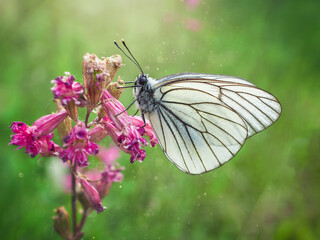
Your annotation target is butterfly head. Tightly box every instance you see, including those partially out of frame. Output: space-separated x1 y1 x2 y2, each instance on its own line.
136 73 148 86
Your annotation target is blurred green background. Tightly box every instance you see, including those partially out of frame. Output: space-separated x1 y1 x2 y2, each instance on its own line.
1 0 319 239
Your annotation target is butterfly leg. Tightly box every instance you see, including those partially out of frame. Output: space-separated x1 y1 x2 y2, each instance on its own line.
116 99 137 116
132 109 140 117
141 111 147 128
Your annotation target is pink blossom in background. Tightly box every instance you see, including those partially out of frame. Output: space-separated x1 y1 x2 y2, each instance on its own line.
80 178 105 213
97 146 123 186
98 146 120 165
183 18 203 32
84 164 123 199
184 0 201 10
101 164 123 184
163 13 178 23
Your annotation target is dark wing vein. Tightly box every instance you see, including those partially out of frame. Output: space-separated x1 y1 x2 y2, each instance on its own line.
234 92 272 125
221 92 262 131
160 102 236 158
158 109 167 152
199 113 243 146
185 125 207 172
162 100 247 131
256 97 281 114
158 107 191 173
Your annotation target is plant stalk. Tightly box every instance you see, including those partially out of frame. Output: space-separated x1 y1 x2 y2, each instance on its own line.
71 164 77 237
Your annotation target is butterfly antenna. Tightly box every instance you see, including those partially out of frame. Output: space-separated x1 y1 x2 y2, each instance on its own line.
121 40 144 75
114 40 144 75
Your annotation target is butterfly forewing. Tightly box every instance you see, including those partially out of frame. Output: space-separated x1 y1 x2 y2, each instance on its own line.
146 73 281 174
156 73 281 137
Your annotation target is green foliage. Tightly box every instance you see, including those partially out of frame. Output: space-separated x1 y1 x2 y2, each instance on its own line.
1 0 319 239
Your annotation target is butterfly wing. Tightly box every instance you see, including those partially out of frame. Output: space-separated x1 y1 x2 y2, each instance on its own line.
153 73 282 137
147 73 281 174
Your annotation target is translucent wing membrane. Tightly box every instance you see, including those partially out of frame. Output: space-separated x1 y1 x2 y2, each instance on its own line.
148 87 248 174
155 73 281 137
147 73 281 174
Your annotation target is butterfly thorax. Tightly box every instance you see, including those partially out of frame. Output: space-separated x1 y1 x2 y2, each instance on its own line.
134 74 159 113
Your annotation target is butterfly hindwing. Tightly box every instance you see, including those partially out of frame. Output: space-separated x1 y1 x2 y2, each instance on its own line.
148 82 248 174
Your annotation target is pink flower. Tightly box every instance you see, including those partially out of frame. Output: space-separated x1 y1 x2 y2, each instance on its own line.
97 146 120 165
101 164 124 184
64 145 123 198
37 133 63 157
51 73 84 106
80 178 105 213
184 0 201 10
9 123 59 158
9 111 67 158
129 116 158 147
83 146 123 199
100 89 157 163
84 165 123 199
59 122 99 167
183 18 203 32
98 146 124 184
9 122 38 157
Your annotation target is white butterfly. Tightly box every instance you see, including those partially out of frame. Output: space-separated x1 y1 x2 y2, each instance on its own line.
115 41 282 175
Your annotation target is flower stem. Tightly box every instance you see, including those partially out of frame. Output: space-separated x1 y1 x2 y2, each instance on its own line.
85 107 92 127
77 208 89 233
71 163 77 237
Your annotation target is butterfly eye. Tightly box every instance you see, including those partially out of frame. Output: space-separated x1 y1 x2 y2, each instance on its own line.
138 76 147 85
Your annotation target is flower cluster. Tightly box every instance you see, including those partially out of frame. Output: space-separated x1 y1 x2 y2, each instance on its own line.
9 53 157 168
9 52 158 239
101 90 158 163
59 122 99 167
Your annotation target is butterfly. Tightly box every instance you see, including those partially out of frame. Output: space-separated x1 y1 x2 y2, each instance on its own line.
115 40 281 175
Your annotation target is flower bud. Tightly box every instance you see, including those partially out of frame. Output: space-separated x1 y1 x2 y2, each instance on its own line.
52 206 71 239
55 100 72 141
82 53 111 107
97 106 107 120
64 99 78 122
88 125 109 142
105 55 122 80
80 178 105 213
32 110 68 139
106 78 124 100
92 181 112 199
77 190 90 210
